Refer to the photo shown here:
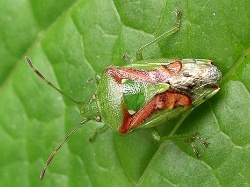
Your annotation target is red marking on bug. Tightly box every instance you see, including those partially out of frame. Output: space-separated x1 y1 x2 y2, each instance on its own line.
119 109 132 134
105 61 182 84
119 91 191 134
163 60 182 74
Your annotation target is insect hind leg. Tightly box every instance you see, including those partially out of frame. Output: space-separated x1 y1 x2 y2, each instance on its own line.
152 131 210 157
136 10 182 61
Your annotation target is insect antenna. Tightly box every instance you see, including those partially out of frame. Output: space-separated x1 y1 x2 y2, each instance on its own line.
40 118 90 181
25 56 85 105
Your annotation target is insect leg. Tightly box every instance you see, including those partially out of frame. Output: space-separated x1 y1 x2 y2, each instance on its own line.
160 132 210 157
136 10 182 61
89 124 109 142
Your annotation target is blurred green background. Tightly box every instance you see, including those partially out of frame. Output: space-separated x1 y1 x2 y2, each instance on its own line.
0 0 249 186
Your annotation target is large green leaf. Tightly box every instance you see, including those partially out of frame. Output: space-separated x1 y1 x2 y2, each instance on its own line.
0 0 249 186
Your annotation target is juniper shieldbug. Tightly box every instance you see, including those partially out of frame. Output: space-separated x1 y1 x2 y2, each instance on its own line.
25 10 222 180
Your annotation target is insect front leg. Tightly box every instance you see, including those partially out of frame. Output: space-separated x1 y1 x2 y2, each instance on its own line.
136 10 182 61
89 124 110 142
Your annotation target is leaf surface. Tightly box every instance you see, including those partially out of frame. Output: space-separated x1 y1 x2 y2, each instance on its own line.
0 0 249 186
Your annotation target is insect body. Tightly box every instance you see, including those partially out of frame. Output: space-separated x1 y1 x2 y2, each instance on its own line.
96 59 221 134
25 10 221 180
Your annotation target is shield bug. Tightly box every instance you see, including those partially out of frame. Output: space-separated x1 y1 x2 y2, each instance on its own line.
26 10 222 180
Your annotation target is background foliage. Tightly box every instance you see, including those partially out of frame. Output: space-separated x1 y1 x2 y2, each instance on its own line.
0 0 249 186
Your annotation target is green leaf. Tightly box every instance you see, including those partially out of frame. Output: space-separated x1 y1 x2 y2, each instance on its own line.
0 0 249 186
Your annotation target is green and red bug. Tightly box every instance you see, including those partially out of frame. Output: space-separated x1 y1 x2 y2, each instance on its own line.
25 10 222 180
